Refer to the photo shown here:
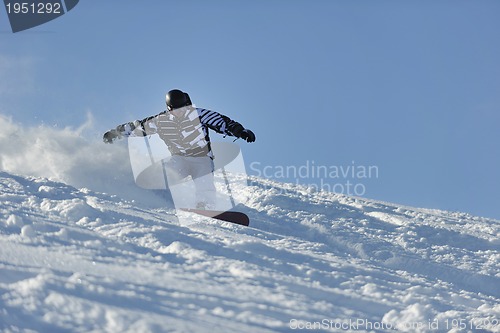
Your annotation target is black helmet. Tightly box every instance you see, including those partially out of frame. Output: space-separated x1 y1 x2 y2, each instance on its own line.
166 89 192 111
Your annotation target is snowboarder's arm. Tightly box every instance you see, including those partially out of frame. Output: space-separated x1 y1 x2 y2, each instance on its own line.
103 114 160 143
116 115 159 137
198 109 256 142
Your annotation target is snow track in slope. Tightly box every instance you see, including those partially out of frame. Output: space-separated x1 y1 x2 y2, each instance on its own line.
1 171 498 332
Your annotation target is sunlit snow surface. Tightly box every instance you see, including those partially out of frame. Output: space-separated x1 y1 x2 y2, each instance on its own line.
0 115 499 332
1 172 499 332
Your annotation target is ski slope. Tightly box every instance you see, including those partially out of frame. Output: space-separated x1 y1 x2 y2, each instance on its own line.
0 116 499 332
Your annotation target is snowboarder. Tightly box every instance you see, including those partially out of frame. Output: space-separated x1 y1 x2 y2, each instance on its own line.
103 89 255 209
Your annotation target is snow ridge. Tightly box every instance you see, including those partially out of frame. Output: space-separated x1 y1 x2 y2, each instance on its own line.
1 171 499 332
0 116 499 332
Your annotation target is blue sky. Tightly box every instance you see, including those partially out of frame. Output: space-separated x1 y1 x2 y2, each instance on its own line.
1 0 499 219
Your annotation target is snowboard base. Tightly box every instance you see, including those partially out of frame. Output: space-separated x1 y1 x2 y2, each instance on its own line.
180 208 250 226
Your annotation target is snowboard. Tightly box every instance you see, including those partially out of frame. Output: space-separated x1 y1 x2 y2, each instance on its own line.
180 208 250 226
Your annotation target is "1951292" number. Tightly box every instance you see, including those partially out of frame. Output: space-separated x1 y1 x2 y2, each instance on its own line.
5 2 62 14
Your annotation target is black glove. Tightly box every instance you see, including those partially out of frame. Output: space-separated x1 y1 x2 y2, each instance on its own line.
240 129 256 143
229 123 244 138
103 129 120 144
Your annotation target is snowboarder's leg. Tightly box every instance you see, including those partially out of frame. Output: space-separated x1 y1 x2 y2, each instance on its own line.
161 156 195 209
190 156 216 209
163 155 190 184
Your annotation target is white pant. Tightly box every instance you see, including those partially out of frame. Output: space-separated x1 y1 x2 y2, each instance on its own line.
163 155 216 208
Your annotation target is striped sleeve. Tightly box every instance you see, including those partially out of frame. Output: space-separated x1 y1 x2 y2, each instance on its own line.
116 114 160 137
198 108 243 137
